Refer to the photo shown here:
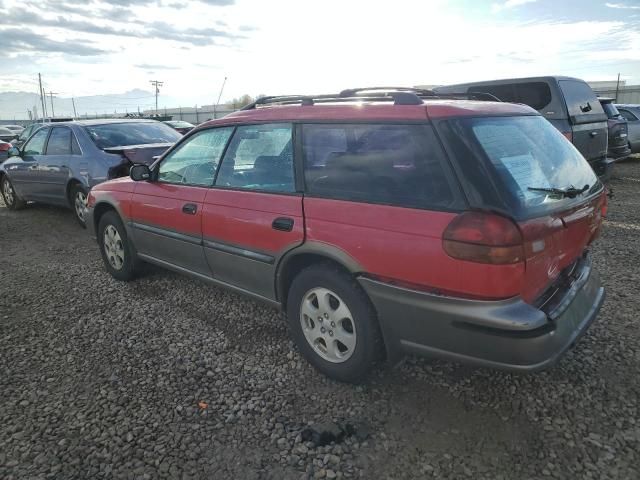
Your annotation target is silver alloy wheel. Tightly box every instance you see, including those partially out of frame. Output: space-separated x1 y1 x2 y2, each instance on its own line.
103 225 125 270
3 178 14 206
74 190 87 223
300 287 357 363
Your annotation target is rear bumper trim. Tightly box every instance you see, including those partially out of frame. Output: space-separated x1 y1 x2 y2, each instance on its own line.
359 254 605 371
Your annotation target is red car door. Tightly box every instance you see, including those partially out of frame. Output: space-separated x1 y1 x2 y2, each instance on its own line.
202 123 304 300
130 127 234 276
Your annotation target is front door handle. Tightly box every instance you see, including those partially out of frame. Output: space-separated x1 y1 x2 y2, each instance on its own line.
590 131 598 137
182 203 197 215
272 217 294 232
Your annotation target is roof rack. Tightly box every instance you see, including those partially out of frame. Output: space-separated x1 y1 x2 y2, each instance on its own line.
241 87 501 110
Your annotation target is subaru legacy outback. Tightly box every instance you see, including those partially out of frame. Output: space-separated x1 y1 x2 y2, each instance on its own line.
86 88 606 383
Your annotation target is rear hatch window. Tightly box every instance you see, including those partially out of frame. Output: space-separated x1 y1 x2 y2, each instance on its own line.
85 122 182 149
442 115 604 302
558 80 607 124
454 115 601 218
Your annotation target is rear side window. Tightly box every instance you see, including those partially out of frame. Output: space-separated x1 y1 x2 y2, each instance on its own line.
302 124 458 210
215 123 295 193
469 84 517 103
559 80 605 120
46 127 72 155
469 82 552 110
514 82 552 110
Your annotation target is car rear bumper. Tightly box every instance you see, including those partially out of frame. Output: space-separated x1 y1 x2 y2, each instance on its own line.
609 143 631 161
359 254 605 372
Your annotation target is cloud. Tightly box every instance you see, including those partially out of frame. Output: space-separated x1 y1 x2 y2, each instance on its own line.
0 28 110 57
0 7 242 47
135 63 180 70
491 0 538 13
605 2 640 9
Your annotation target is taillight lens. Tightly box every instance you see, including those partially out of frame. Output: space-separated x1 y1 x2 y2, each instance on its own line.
562 131 573 143
443 212 525 265
0 143 10 152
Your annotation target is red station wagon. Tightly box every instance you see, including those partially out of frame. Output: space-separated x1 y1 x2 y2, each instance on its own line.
86 88 606 382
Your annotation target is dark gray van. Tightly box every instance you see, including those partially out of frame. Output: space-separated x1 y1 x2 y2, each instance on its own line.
434 77 611 179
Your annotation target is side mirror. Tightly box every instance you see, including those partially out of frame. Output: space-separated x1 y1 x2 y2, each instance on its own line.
7 147 20 158
130 164 151 181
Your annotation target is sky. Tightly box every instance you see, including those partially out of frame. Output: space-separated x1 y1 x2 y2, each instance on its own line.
0 0 639 115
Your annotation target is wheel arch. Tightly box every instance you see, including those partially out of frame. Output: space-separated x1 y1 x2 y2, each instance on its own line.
92 200 120 234
65 178 86 207
275 242 363 307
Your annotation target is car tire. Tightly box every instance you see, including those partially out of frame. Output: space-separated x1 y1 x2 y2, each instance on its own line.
70 183 89 228
98 211 139 281
1 175 26 210
286 263 383 383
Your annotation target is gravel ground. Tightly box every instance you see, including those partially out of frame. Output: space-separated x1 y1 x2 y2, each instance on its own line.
1 160 639 480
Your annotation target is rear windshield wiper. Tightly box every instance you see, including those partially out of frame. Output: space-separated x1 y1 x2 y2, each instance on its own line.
528 184 590 199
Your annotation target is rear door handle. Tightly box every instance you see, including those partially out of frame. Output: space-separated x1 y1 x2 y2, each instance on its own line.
590 131 598 137
272 217 294 232
182 203 197 215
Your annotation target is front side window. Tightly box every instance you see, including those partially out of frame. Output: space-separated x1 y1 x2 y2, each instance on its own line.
46 128 72 155
19 125 34 142
23 128 48 155
302 124 457 209
215 123 295 193
158 127 233 186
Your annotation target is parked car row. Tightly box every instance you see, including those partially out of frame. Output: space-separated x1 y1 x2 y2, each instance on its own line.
0 119 181 225
617 104 640 153
0 85 614 382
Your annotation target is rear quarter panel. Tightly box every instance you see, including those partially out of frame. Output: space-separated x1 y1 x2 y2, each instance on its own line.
304 198 526 299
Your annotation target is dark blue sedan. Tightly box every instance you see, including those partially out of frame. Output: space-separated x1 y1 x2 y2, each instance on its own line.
0 119 181 226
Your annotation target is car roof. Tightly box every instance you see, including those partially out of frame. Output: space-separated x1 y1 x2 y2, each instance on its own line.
35 119 163 128
434 75 584 90
199 99 537 128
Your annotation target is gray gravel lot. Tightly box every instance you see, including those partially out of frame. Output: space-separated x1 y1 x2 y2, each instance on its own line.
1 160 639 480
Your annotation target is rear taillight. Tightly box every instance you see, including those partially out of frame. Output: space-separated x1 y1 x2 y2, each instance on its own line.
0 143 10 152
443 212 525 265
562 131 573 143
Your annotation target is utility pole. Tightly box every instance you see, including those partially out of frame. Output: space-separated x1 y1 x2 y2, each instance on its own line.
71 97 78 118
213 76 227 119
38 73 47 122
150 80 163 115
48 91 58 118
614 72 621 102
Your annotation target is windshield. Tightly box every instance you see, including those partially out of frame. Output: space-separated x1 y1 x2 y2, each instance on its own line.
84 122 181 149
601 102 621 119
460 116 600 216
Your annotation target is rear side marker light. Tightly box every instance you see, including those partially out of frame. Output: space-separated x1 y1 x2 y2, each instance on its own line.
443 212 525 265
